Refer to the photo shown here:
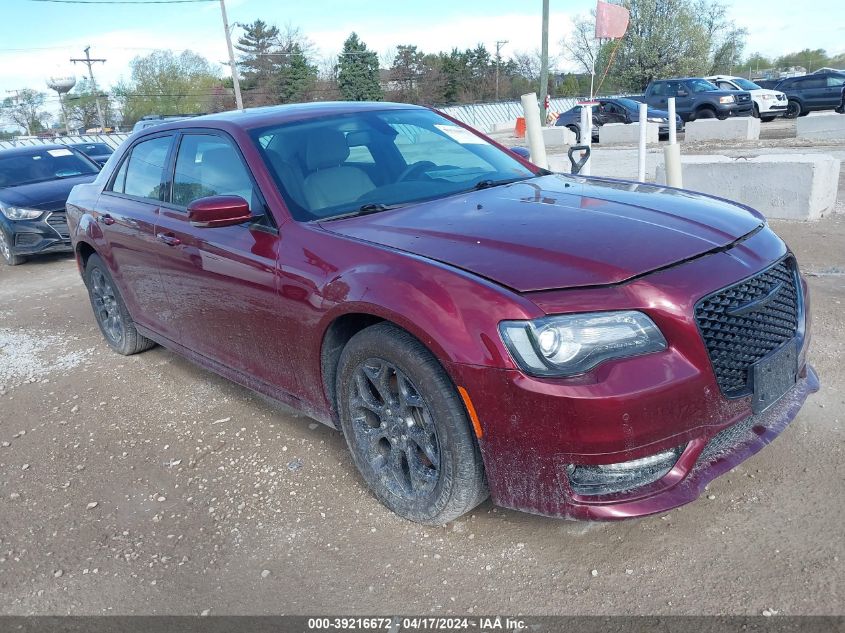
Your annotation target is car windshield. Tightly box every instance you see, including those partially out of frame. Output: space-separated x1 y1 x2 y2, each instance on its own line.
0 147 99 188
72 143 112 155
732 78 761 90
251 108 536 221
689 79 720 93
614 98 643 111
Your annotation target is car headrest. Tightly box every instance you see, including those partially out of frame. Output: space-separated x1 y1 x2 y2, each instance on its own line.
305 128 349 171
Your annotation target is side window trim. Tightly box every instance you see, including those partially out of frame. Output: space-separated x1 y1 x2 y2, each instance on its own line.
160 128 276 231
103 132 175 203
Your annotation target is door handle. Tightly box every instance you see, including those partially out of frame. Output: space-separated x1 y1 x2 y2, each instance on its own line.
98 213 115 226
156 233 181 247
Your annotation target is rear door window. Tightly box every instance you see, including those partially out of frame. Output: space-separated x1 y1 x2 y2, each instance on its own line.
117 135 173 201
827 75 845 88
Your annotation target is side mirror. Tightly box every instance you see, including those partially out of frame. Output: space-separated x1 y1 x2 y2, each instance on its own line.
187 195 253 228
509 146 531 159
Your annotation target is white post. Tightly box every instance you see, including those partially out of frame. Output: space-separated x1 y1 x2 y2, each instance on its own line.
668 97 677 146
663 97 683 187
579 104 592 176
521 93 548 169
638 102 647 183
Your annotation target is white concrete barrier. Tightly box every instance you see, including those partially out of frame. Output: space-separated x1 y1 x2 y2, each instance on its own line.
685 117 760 142
492 120 517 134
541 126 577 147
796 114 845 141
599 122 659 145
656 154 840 220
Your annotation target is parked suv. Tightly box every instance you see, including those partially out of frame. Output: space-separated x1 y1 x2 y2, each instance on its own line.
706 75 788 121
775 72 845 118
66 103 817 524
638 78 754 121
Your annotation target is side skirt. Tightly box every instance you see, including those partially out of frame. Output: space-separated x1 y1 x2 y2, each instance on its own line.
135 324 337 429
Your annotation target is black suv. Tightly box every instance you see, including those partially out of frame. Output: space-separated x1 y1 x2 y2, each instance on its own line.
775 72 845 118
0 145 99 265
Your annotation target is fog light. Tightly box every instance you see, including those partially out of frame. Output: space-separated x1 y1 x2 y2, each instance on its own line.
568 445 685 496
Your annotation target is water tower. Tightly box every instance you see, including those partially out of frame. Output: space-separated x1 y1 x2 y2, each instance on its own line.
47 75 76 135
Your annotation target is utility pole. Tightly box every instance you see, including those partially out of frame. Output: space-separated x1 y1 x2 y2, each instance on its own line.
219 0 243 110
70 47 106 131
495 40 509 102
539 0 550 124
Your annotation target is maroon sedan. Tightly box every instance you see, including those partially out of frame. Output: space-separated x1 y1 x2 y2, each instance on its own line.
66 103 818 524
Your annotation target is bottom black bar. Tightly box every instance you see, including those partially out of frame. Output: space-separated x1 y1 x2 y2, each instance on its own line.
0 616 841 633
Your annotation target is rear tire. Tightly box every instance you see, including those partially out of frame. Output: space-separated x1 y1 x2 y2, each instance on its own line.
336 323 488 525
83 254 155 356
0 229 25 266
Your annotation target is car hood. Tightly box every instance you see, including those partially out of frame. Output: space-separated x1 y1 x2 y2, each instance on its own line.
319 174 764 292
0 174 97 211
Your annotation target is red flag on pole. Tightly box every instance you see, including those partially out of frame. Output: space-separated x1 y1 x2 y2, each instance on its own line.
595 0 630 39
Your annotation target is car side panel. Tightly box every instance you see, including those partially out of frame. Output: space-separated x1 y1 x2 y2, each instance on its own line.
92 193 176 339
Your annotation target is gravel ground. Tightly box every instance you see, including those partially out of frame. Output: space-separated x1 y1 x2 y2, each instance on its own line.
0 183 843 616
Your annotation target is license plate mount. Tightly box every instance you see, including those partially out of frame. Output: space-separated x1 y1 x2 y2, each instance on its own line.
752 341 798 414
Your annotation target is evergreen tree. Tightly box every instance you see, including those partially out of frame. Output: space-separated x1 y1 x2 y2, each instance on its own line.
279 43 318 103
235 20 281 89
337 33 383 101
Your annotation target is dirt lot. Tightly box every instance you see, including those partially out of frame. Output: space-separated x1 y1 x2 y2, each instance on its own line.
1 164 844 615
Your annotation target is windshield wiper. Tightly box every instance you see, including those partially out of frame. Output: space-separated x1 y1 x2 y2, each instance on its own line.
473 176 533 190
319 202 405 222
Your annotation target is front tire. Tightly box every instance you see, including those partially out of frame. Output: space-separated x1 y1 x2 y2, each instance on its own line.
785 99 802 119
761 116 776 122
0 229 25 266
336 323 488 525
83 254 155 355
694 108 717 120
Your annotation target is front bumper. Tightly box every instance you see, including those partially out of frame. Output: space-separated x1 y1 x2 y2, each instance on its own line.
759 102 788 117
1 211 72 256
449 229 816 520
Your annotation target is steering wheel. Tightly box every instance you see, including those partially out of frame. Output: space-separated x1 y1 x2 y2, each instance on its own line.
396 161 436 182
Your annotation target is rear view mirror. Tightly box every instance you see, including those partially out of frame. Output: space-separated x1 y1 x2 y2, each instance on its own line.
187 195 253 228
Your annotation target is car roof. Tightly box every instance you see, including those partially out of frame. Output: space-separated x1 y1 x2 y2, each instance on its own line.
140 101 428 135
0 144 73 157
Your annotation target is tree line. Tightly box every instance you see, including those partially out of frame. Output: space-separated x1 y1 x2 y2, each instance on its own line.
2 0 843 134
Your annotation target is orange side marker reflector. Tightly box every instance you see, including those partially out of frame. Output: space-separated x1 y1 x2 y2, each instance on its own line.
457 386 484 439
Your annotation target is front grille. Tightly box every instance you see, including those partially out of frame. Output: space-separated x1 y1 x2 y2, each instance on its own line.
694 258 800 397
46 211 70 239
737 94 751 103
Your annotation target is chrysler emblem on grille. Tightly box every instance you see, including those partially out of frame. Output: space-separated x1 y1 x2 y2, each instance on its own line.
727 282 784 317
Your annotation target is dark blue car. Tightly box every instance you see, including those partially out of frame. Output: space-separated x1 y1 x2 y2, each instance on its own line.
555 97 684 143
0 144 99 265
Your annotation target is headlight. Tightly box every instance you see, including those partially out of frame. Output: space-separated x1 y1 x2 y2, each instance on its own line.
647 117 667 123
761 94 774 101
0 204 43 220
499 311 667 377
719 95 736 104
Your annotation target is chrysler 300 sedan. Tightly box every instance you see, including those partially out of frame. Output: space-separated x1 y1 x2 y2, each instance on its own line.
66 102 818 525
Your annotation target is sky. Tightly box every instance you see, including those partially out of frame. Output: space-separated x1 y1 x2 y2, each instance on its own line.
1 0 844 116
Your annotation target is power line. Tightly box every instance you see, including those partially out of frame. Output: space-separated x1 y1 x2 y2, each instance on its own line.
27 0 214 4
